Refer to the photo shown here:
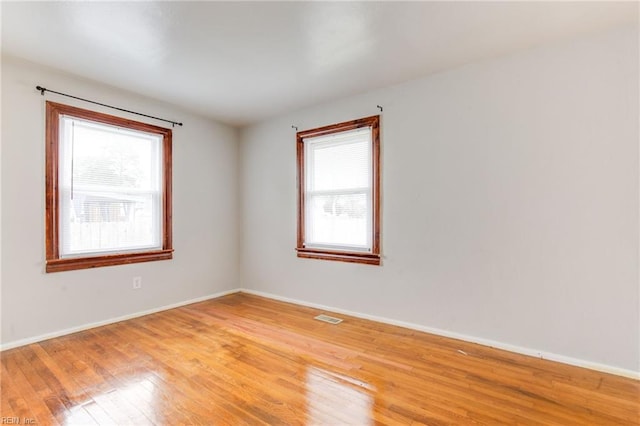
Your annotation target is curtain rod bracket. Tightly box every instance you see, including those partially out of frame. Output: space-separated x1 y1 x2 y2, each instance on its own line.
376 105 383 112
36 85 46 96
291 125 298 131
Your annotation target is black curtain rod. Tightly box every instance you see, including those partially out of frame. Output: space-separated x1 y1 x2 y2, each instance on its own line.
36 85 183 127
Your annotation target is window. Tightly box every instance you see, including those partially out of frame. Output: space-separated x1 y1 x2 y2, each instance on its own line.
296 115 380 265
45 102 173 272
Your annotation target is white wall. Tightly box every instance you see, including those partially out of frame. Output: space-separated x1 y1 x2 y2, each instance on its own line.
240 27 639 373
1 56 240 346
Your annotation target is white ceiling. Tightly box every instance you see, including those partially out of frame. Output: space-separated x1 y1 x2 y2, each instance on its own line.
2 1 637 127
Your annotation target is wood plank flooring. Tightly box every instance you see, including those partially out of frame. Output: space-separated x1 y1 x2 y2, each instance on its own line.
1 292 638 425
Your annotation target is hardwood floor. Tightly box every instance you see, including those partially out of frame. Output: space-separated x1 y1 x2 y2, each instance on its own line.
1 293 638 425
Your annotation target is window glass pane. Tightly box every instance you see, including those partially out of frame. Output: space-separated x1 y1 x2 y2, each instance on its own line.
59 116 162 257
306 193 369 249
306 128 370 192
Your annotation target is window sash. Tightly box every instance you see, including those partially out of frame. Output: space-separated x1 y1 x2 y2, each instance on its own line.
57 115 164 258
304 189 372 252
302 126 373 252
58 188 163 258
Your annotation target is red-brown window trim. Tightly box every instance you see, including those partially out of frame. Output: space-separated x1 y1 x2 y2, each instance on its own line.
296 115 381 265
45 101 173 273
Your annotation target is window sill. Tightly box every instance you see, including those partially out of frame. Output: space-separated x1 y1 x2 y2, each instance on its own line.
296 248 380 265
46 249 173 273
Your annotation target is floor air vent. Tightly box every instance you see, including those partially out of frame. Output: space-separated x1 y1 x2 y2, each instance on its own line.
314 314 343 324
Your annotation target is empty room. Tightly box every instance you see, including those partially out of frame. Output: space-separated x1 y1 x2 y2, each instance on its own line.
1 1 638 425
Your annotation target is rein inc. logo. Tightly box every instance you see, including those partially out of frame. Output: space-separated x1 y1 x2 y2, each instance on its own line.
1 418 36 424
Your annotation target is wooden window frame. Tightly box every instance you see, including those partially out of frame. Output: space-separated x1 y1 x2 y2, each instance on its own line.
296 115 381 265
45 101 173 273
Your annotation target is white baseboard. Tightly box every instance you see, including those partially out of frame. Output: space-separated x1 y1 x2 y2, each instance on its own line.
239 288 640 380
0 288 239 351
4 286 638 380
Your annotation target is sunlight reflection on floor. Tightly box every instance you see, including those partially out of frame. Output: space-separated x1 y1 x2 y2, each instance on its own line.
306 366 375 425
63 376 159 425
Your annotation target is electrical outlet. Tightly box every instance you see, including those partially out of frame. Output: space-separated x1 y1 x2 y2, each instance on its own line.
132 276 142 290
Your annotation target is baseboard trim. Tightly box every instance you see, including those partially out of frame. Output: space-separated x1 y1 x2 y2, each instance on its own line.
0 288 239 351
239 288 640 380
4 287 638 380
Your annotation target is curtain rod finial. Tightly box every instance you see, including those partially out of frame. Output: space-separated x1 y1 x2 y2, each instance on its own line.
36 86 46 96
